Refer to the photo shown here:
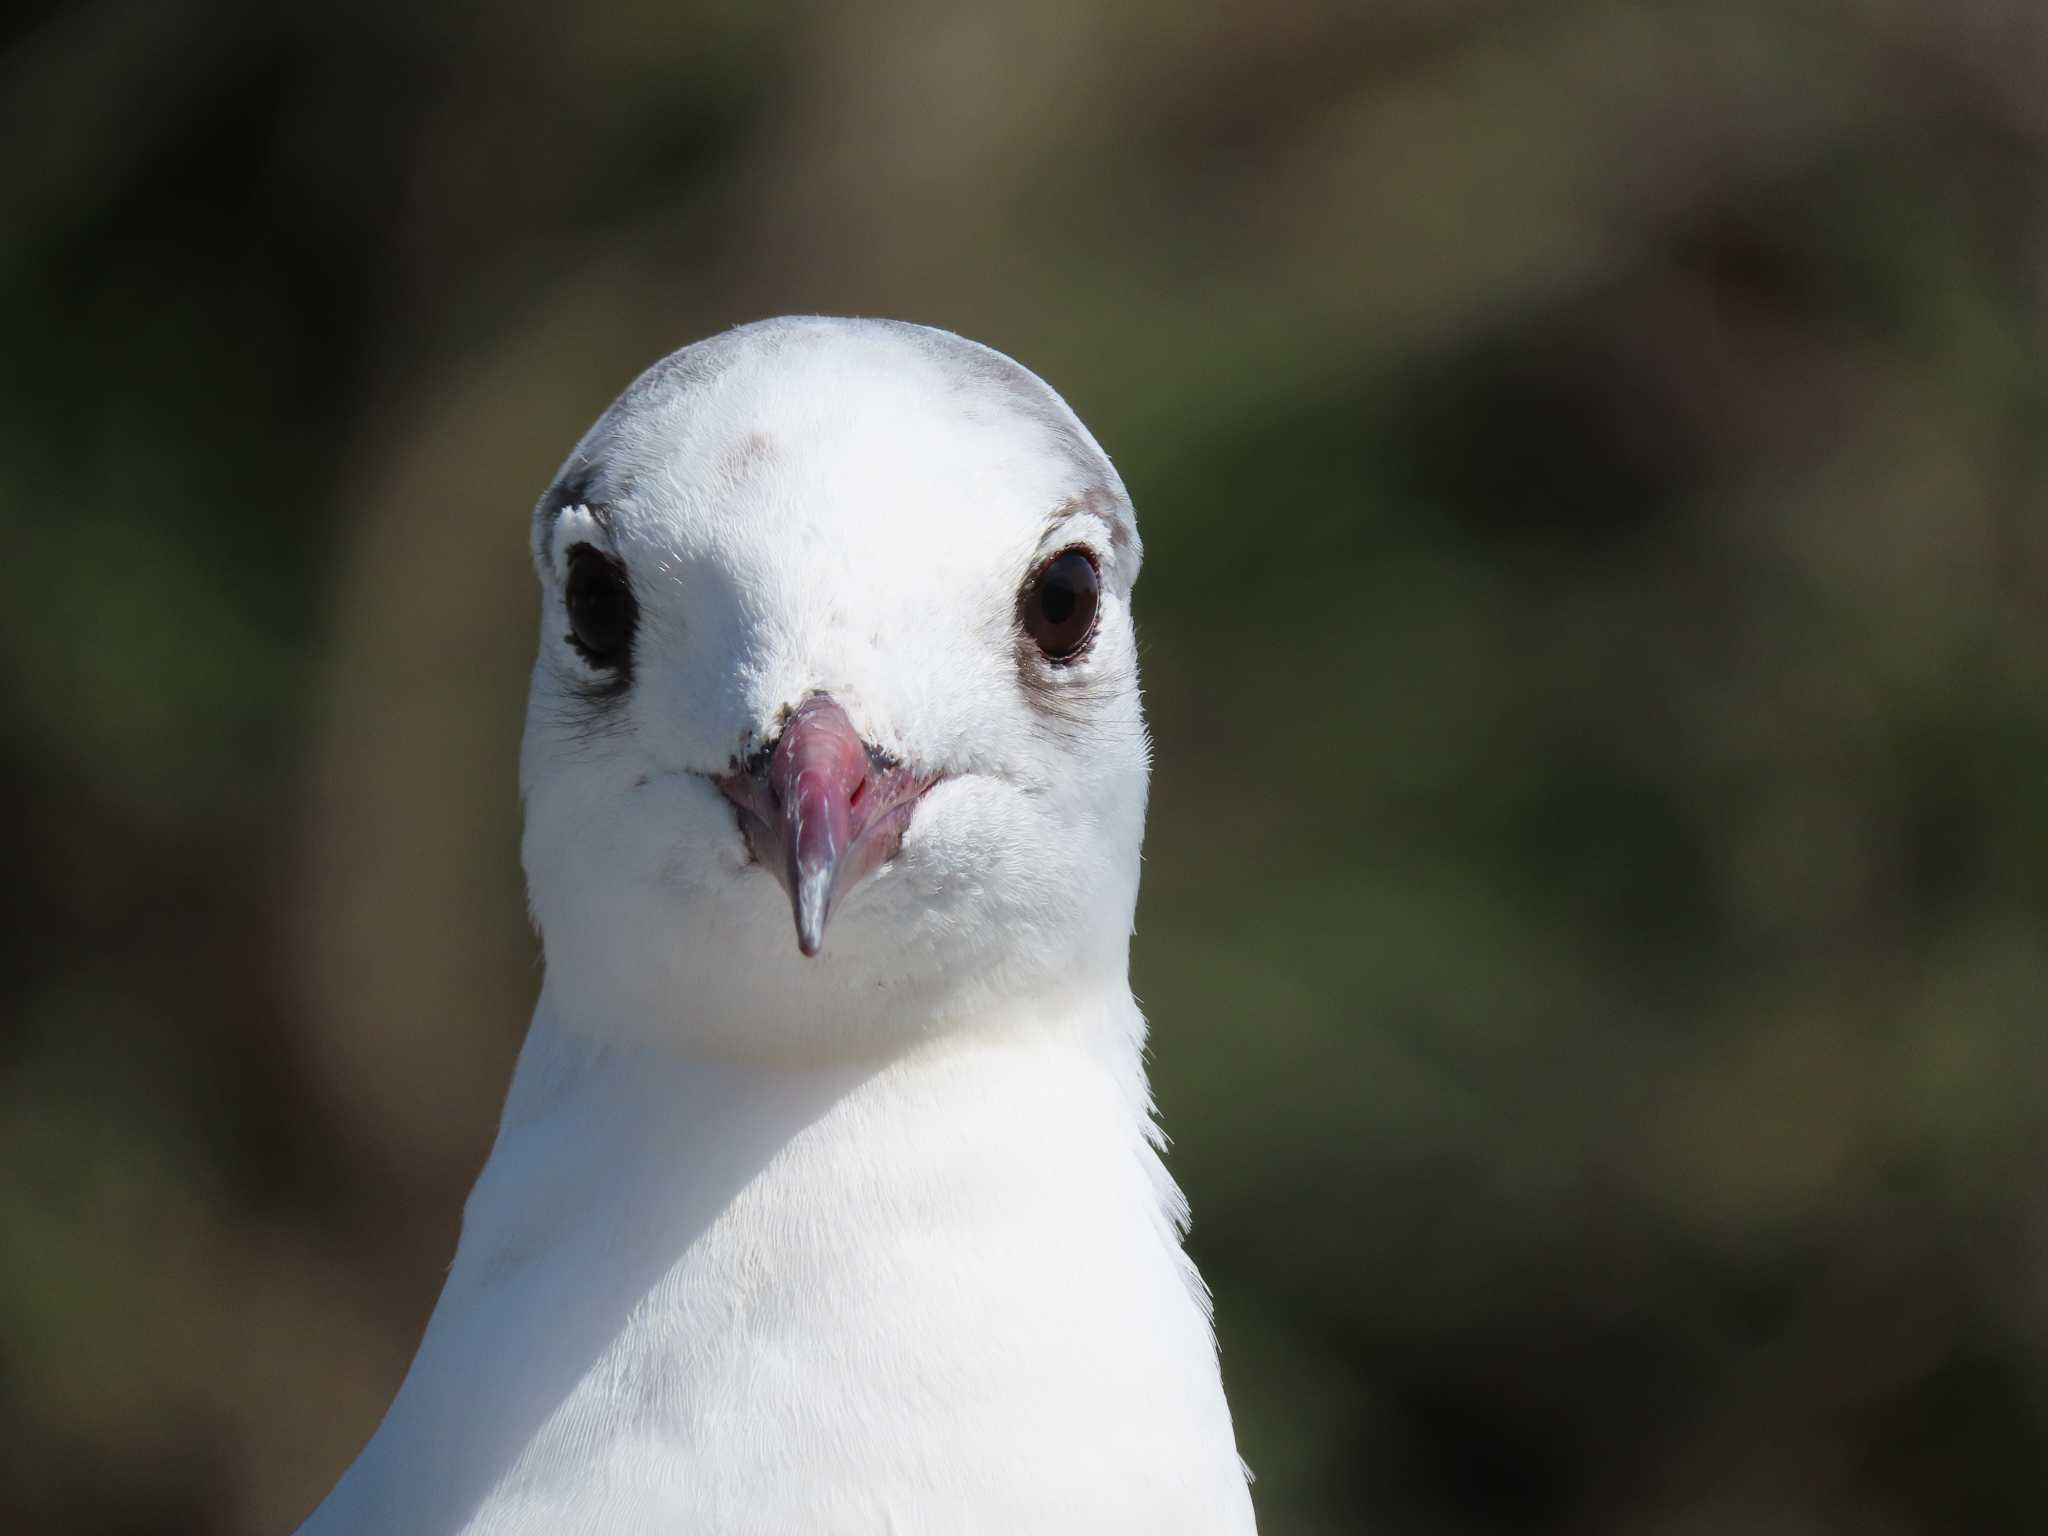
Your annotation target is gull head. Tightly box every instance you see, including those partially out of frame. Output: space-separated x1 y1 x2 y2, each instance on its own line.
519 318 1149 1054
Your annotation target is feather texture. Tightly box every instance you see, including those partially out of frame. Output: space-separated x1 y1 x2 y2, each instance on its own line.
297 318 1255 1534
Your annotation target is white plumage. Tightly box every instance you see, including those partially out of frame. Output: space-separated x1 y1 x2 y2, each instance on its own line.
297 317 1256 1534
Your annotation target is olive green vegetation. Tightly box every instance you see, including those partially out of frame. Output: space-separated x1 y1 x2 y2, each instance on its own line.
3 2 2043 1531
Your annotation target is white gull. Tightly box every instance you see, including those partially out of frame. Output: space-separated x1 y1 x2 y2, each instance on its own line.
296 316 1257 1535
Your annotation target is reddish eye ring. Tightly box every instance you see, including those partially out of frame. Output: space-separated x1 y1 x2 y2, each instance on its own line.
1020 546 1101 663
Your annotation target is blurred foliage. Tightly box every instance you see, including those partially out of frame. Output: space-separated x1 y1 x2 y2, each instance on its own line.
2 1 2044 1531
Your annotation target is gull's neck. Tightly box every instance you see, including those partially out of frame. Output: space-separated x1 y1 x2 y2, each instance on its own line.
303 978 1254 1535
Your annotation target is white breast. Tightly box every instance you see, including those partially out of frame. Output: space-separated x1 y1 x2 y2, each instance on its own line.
298 989 1255 1536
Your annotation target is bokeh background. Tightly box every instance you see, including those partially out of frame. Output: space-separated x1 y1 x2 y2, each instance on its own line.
5 1 2046 1531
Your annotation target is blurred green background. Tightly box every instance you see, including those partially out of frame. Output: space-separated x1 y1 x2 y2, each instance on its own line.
4 1 2045 1531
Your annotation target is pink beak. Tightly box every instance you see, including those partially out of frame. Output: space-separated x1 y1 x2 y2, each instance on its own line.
715 695 934 957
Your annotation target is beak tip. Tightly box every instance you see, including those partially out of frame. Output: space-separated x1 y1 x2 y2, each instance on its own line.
747 692 913 961
794 877 832 958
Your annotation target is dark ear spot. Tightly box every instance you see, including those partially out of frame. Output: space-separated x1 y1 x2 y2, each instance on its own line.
717 431 779 483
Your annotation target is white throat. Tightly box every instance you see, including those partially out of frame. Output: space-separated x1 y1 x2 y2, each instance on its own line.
301 982 1253 1535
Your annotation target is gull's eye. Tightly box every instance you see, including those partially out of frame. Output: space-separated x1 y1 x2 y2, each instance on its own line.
1021 547 1100 663
565 543 637 669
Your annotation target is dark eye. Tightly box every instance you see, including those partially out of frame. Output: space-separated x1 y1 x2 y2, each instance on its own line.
1021 547 1101 663
564 544 637 669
